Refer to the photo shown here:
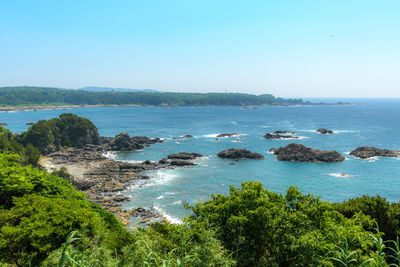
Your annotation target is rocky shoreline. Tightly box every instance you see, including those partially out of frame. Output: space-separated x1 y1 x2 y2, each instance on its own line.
40 135 202 225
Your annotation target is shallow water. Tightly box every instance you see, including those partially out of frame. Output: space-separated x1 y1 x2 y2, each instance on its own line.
2 99 400 221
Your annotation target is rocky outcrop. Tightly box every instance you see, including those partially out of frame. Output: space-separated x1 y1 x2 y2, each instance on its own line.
217 133 238 137
167 152 203 160
270 143 344 162
350 146 400 159
217 148 264 160
0 123 8 126
317 128 333 134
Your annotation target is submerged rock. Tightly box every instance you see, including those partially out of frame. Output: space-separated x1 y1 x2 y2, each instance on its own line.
264 132 299 139
350 146 400 159
273 130 296 135
217 148 264 160
317 128 333 134
270 143 345 162
217 133 238 137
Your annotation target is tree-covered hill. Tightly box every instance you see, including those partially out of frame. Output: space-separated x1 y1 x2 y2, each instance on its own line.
0 86 276 106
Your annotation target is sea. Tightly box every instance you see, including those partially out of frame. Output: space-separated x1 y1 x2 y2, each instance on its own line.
2 98 400 223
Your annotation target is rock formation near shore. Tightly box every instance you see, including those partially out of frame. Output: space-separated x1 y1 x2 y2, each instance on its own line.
167 152 203 160
270 143 345 162
100 133 163 151
217 148 264 160
350 146 400 159
317 128 333 134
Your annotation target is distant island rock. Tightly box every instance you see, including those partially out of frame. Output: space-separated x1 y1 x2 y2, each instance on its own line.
270 143 345 162
217 148 264 160
0 123 8 126
317 128 333 134
350 146 400 159
217 133 239 138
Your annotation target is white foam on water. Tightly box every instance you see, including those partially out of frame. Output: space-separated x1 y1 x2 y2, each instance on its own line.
333 130 360 133
203 134 219 138
153 205 182 224
368 157 379 162
102 151 117 160
172 200 182 205
328 173 353 178
156 195 164 200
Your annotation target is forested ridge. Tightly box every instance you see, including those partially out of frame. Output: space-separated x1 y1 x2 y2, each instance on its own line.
1 114 400 266
0 86 276 106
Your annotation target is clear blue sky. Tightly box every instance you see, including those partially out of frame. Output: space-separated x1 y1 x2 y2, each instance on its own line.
1 0 399 97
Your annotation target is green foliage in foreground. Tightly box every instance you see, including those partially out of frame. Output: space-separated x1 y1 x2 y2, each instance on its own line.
1 152 400 266
0 86 276 106
0 127 39 166
188 182 376 266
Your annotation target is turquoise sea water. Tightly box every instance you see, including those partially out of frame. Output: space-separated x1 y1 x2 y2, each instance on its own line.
2 99 400 221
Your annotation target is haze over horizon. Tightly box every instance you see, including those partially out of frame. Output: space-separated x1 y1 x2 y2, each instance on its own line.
1 1 399 98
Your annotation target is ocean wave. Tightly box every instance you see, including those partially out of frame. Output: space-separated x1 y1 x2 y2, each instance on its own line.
153 205 182 224
172 200 182 205
156 195 164 200
328 173 353 178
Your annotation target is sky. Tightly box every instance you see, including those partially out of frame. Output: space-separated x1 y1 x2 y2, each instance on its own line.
0 0 399 97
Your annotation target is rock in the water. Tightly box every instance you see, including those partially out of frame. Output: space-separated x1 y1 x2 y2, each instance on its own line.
264 133 299 139
217 148 264 160
167 152 203 160
0 122 8 126
182 135 193 138
170 159 196 166
217 133 238 137
270 143 344 162
317 128 333 134
350 146 400 159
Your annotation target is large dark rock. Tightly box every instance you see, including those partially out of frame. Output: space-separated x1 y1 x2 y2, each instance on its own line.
350 146 400 159
217 133 239 137
167 152 203 160
317 128 333 134
270 143 344 162
217 148 264 160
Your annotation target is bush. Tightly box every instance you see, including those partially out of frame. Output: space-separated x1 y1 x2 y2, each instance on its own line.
188 181 375 266
0 127 40 166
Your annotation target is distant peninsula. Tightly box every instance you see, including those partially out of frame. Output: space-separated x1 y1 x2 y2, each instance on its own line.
0 86 350 110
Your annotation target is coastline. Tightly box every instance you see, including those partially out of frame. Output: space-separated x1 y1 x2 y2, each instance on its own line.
0 102 354 112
